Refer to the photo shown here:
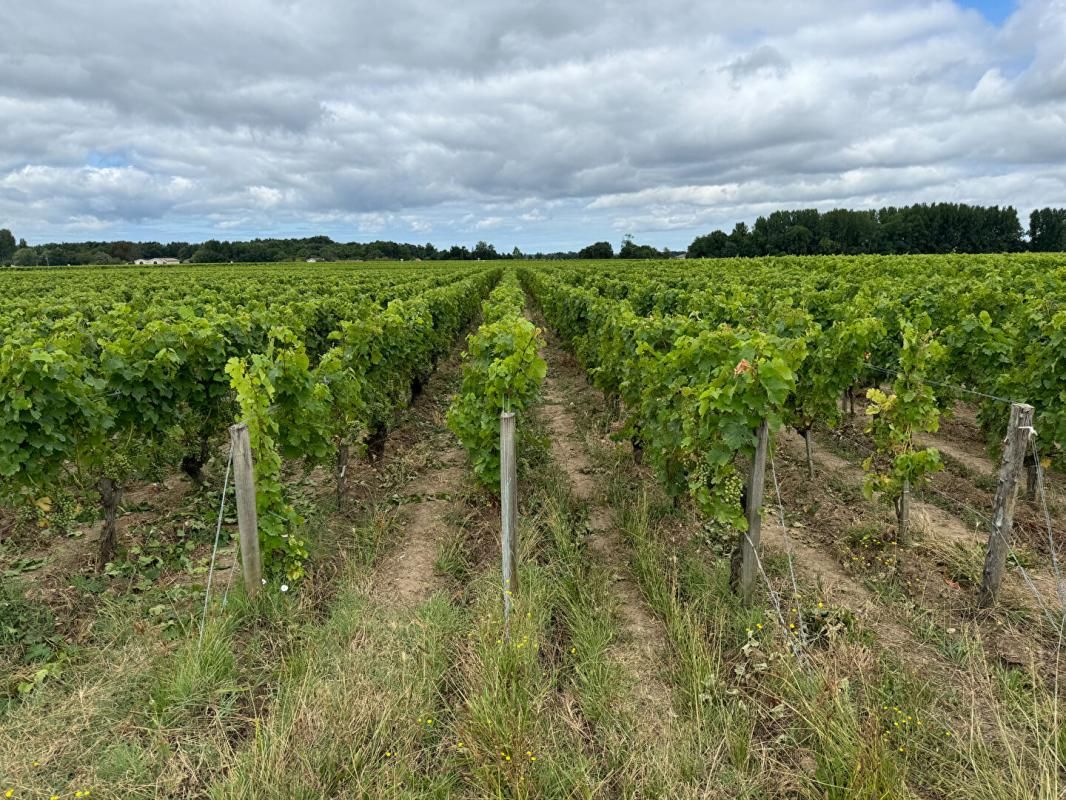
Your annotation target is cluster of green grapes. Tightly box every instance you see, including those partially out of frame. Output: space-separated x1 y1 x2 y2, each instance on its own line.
44 491 79 535
688 456 747 528
716 471 745 510
103 451 134 482
14 490 81 536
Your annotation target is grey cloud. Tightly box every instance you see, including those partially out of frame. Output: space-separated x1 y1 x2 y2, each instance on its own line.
724 46 791 81
0 0 1064 248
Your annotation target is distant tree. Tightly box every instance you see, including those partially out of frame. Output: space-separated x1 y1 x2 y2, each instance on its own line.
578 241 614 259
1029 208 1066 252
729 222 755 256
12 247 37 266
619 234 660 259
108 241 138 262
189 247 226 263
0 228 15 264
472 241 499 260
17 238 27 249
687 230 732 258
511 246 523 259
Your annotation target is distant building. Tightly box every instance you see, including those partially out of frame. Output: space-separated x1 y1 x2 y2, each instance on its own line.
133 257 181 265
306 257 321 263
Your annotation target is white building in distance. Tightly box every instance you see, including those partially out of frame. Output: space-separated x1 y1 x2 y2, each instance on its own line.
133 257 181 265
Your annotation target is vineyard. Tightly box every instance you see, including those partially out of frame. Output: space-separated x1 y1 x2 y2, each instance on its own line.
1 256 1065 798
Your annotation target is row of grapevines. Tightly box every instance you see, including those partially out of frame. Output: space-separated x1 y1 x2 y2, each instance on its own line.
0 264 497 577
548 253 1066 464
522 263 951 537
225 274 499 579
519 267 804 528
448 270 547 489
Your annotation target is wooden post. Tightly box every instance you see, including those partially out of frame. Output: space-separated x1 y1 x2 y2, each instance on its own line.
898 478 910 545
1025 452 1039 501
978 403 1034 607
803 429 815 480
335 441 350 510
500 412 518 624
230 423 262 598
735 421 769 603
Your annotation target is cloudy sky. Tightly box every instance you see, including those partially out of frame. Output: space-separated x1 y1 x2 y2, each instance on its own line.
1 0 1064 250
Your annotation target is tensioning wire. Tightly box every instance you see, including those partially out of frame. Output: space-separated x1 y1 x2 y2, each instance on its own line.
198 442 234 651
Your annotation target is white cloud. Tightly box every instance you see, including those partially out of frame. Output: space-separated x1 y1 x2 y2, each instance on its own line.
0 0 1063 248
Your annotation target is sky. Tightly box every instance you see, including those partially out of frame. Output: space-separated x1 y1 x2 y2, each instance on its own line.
0 0 1063 252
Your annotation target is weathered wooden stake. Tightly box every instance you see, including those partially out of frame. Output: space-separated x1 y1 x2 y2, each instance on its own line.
230 423 262 598
500 412 518 626
897 478 910 545
803 429 815 480
1025 452 1039 501
335 442 350 510
979 403 1034 607
736 420 769 603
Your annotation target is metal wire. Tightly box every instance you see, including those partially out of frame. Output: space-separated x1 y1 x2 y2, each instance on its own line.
743 530 805 662
198 443 234 651
769 445 809 646
821 428 1062 626
1029 435 1066 610
863 363 1018 404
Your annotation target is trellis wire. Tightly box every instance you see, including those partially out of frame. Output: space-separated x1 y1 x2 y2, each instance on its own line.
743 529 805 662
1029 435 1066 611
198 443 234 651
825 427 1062 626
863 363 1018 405
222 537 240 609
769 445 809 646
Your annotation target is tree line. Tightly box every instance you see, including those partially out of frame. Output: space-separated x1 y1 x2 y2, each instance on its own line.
0 234 519 266
687 204 1066 258
3 204 1064 267
0 230 682 266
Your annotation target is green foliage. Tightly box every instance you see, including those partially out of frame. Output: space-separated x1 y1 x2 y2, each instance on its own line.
862 316 945 510
0 262 495 579
0 582 60 663
680 330 806 527
1013 308 1066 461
787 314 884 434
0 331 110 497
521 268 806 527
226 335 309 583
448 272 547 488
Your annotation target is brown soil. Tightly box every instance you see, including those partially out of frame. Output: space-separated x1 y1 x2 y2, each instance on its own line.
778 427 1064 677
916 432 995 477
759 519 917 658
7 471 204 595
853 397 1066 546
370 355 468 607
539 338 677 730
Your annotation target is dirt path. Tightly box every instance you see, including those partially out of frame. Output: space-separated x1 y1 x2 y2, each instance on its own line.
759 519 920 658
786 429 1064 633
538 344 676 729
370 360 467 606
791 429 987 549
917 432 995 477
